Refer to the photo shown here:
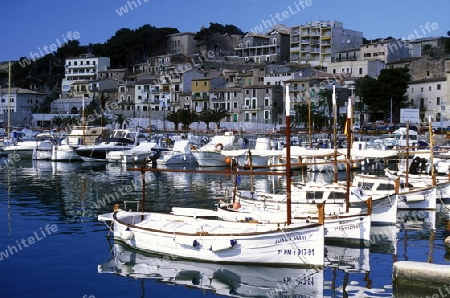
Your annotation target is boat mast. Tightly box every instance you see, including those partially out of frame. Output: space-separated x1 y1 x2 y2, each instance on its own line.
285 83 292 225
82 97 85 145
428 115 436 185
7 62 11 140
345 97 352 213
405 121 409 186
332 84 338 183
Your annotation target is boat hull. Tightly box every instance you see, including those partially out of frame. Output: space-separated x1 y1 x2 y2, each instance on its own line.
191 151 231 167
110 211 324 267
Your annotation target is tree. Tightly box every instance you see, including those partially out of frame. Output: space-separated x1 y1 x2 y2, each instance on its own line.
166 110 181 131
355 68 411 122
317 88 333 128
179 109 198 130
198 108 230 131
113 114 129 129
51 115 68 129
292 104 309 128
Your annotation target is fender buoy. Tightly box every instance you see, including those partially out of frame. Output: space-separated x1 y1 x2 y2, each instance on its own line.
215 143 224 151
190 144 197 150
121 227 134 240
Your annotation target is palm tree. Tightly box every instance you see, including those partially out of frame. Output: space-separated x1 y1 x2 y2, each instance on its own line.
114 114 129 129
51 115 68 130
198 108 230 131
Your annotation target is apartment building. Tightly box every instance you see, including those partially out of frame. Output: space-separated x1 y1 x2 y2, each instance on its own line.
233 27 291 64
407 77 448 123
327 59 385 78
61 54 110 96
264 64 312 86
117 80 136 115
360 39 410 64
242 85 283 125
0 87 45 127
209 87 244 123
290 20 363 67
191 75 227 112
98 68 128 80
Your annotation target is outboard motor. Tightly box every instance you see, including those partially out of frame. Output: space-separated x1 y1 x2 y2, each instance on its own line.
419 158 428 173
409 156 422 174
146 151 160 168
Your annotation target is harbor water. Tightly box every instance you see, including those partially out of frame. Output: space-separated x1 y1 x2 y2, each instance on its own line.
0 158 449 297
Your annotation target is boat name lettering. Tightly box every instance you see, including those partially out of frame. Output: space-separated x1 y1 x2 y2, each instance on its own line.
275 235 306 244
278 276 314 286
277 248 314 256
335 223 362 231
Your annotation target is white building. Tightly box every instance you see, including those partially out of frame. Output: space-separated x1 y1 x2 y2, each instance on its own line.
0 87 46 127
407 76 448 123
327 59 385 78
290 20 363 67
360 39 410 64
61 54 110 96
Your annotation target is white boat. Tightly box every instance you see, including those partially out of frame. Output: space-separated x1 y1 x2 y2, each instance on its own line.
173 204 372 248
219 137 282 168
4 138 54 159
51 126 108 162
106 140 158 163
51 143 82 161
75 129 144 162
98 243 324 297
64 125 110 147
191 132 240 167
350 174 400 224
98 204 325 267
157 139 198 166
383 169 438 210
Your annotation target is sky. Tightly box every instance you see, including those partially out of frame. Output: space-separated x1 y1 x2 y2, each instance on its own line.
1 0 449 62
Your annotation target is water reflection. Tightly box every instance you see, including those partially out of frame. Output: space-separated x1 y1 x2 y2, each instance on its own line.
99 242 323 297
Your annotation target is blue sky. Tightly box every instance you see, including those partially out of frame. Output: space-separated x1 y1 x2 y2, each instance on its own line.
1 0 449 62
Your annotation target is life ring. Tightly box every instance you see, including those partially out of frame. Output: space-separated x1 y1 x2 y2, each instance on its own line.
215 143 224 151
190 144 197 150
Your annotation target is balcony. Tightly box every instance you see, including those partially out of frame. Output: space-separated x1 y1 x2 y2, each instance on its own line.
242 105 263 110
191 94 209 101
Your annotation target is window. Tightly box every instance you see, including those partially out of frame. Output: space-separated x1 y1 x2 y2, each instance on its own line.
437 97 440 106
359 68 363 75
264 110 270 120
437 84 441 90
426 70 430 77
429 86 431 91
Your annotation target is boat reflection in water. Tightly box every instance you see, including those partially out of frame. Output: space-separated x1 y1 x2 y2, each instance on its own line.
99 242 323 297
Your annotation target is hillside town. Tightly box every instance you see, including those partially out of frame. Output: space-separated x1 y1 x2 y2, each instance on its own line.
1 20 449 133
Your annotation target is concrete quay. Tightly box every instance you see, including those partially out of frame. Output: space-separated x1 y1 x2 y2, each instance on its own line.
393 261 450 289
